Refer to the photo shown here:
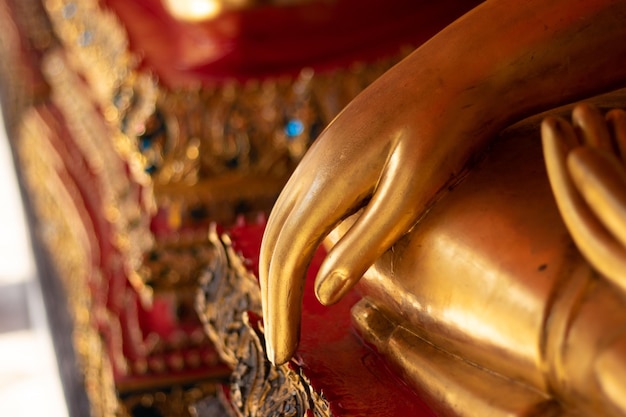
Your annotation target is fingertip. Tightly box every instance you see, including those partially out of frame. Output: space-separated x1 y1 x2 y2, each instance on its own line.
605 108 626 125
541 117 559 146
572 103 612 150
541 116 560 137
314 229 379 306
541 115 578 153
541 115 560 129
265 337 276 366
265 330 298 366
541 115 565 135
315 270 351 306
270 334 299 366
572 103 599 127
265 255 304 364
264 317 297 366
265 297 300 365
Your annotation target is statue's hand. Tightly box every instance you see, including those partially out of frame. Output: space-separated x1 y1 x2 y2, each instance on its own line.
259 0 626 365
259 66 486 364
542 104 626 292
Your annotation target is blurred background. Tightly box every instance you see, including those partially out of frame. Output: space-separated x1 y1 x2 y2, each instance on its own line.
0 109 68 416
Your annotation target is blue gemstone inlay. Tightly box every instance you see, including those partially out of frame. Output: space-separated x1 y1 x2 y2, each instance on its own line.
78 31 93 47
113 92 125 109
284 119 304 138
62 2 77 19
145 164 157 175
139 138 152 151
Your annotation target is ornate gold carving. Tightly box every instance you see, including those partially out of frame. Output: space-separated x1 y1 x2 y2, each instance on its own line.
41 49 155 303
44 0 156 191
43 0 408 228
0 0 54 127
10 0 56 53
190 390 237 417
44 0 137 106
16 103 225 417
16 108 122 417
230 313 331 417
135 64 395 185
196 226 331 417
195 229 261 367
142 235 223 290
120 382 226 417
115 63 405 227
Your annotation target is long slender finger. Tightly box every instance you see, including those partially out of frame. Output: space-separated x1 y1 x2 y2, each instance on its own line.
606 109 626 164
259 196 296 334
261 169 307 274
314 140 427 306
567 146 626 248
542 117 626 292
265 173 376 365
260 162 314 335
572 103 612 150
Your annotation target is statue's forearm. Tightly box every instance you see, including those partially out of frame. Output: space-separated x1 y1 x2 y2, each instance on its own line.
358 0 626 219
396 0 626 138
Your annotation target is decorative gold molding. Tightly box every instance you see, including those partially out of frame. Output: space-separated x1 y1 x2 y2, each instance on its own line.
16 108 122 417
196 226 331 417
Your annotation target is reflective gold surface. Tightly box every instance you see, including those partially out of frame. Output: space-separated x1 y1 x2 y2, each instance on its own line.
260 0 626 366
351 123 572 394
352 301 563 417
343 108 626 416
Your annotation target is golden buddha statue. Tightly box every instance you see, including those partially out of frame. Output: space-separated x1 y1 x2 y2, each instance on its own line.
260 0 626 415
3 0 484 414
